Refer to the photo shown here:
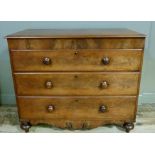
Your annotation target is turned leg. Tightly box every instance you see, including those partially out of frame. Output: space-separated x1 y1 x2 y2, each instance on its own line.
20 121 31 133
123 122 134 133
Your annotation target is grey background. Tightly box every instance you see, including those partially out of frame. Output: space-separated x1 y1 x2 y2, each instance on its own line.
0 21 154 105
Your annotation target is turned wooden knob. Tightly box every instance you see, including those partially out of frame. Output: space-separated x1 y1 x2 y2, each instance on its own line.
45 80 53 89
42 57 52 65
101 57 110 65
47 105 55 112
74 50 78 55
99 105 107 112
99 81 109 89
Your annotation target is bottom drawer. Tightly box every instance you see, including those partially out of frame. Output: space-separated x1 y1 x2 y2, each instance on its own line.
18 96 136 122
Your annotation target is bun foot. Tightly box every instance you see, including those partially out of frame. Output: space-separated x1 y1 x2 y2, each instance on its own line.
20 121 31 133
123 122 134 133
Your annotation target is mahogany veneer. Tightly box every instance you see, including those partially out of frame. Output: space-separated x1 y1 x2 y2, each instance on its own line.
6 29 145 132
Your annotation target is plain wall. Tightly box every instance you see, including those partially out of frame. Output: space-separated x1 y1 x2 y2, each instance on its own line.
0 21 154 105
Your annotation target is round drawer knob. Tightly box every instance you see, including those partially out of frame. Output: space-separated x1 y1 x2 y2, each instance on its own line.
42 57 52 65
99 81 109 89
47 105 55 112
45 80 53 89
99 105 107 112
74 50 78 55
101 57 110 65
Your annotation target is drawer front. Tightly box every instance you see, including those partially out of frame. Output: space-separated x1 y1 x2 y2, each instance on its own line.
8 38 145 50
18 96 136 121
11 49 143 72
15 72 139 96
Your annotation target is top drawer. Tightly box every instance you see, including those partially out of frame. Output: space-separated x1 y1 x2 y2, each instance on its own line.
7 38 145 50
11 49 143 72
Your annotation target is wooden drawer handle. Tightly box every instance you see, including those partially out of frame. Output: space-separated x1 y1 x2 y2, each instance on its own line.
99 81 109 89
42 57 52 65
45 80 53 89
47 105 55 112
101 57 110 65
99 105 107 112
74 50 78 55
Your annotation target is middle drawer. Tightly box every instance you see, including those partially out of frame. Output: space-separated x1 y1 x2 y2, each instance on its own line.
15 72 139 96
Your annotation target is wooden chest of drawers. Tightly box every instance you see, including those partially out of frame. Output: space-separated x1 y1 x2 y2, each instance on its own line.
6 29 145 132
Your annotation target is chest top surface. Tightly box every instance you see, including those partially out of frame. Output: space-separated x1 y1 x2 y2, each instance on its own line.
6 28 145 38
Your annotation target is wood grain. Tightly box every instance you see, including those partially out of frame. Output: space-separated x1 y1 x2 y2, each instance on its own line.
14 72 140 96
8 38 145 50
6 28 145 131
11 49 143 72
18 96 136 129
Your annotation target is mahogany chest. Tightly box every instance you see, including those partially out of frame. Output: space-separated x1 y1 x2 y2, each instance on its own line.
6 29 145 132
